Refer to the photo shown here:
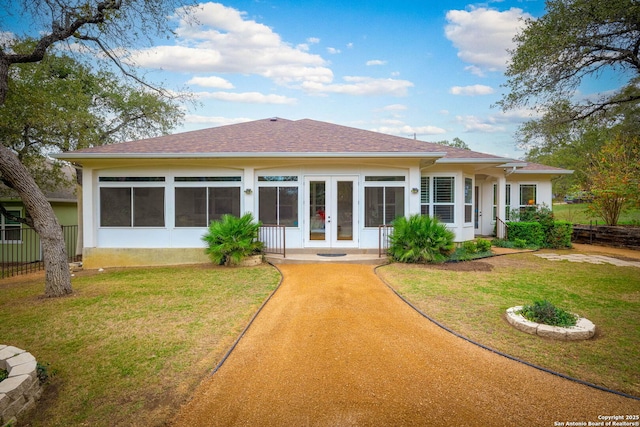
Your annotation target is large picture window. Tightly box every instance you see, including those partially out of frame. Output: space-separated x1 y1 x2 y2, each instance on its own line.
175 187 240 227
259 186 298 226
365 186 404 227
99 177 165 227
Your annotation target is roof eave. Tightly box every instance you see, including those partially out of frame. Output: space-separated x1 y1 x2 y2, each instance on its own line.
54 151 449 160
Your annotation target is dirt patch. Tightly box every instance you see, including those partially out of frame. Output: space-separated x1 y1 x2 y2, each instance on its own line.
171 264 640 426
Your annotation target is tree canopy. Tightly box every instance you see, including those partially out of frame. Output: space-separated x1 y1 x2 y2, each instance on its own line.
499 0 640 123
0 0 195 296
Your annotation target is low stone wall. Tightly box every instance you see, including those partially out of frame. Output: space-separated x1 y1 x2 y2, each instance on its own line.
506 307 595 340
572 225 640 250
0 346 42 427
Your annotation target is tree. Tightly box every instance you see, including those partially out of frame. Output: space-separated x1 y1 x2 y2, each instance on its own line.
499 0 640 124
435 137 470 150
0 0 192 296
585 135 640 225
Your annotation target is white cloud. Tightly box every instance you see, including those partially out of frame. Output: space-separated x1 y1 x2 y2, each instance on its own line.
187 75 234 89
307 37 320 44
366 60 387 66
456 115 506 133
301 76 414 96
382 104 408 111
373 125 447 136
347 42 354 49
127 2 332 86
445 7 531 72
327 47 341 54
449 84 495 96
196 91 297 104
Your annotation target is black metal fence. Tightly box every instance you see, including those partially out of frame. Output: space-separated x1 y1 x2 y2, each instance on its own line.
378 224 394 257
1 225 80 279
259 224 286 257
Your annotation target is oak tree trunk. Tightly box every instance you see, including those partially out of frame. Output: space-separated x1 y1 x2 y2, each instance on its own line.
0 145 72 297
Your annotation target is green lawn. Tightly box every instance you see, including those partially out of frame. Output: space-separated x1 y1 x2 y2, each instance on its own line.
378 251 640 397
2 254 638 425
553 203 640 225
0 265 280 426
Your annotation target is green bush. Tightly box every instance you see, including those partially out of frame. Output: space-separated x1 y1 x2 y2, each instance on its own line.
476 238 492 252
518 300 577 327
388 215 455 263
507 222 545 247
0 368 7 382
202 213 264 266
545 221 573 249
462 240 478 254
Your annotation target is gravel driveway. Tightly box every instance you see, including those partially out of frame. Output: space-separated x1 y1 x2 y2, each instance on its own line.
172 263 639 426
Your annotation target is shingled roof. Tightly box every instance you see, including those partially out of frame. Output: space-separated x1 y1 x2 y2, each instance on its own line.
59 118 509 161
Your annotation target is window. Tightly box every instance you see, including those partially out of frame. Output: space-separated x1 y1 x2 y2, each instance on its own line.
365 186 404 227
175 187 240 227
421 176 455 223
100 185 165 227
505 184 511 220
420 177 430 216
520 184 537 210
1 209 22 242
259 186 298 226
433 177 455 223
464 178 473 223
492 184 497 221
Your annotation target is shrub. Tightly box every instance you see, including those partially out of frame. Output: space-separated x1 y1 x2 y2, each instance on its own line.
202 213 264 266
545 221 573 249
507 222 545 247
462 240 478 254
476 238 492 252
518 300 577 327
388 215 455 263
0 368 7 382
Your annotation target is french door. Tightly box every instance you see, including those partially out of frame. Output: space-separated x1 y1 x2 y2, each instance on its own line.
304 176 358 248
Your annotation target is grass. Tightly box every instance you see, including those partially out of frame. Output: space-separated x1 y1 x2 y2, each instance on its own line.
377 251 640 397
553 203 640 225
0 264 280 427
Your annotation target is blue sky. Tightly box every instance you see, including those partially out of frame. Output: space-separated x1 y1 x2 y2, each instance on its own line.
3 0 617 159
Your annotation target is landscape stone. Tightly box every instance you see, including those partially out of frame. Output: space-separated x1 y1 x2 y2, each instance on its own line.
5 352 35 371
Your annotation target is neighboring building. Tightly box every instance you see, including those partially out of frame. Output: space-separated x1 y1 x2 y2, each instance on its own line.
56 118 572 268
0 166 78 264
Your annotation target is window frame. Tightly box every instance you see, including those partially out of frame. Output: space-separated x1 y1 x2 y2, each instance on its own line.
98 177 166 228
363 175 406 228
421 175 456 224
257 175 300 227
1 208 23 243
519 184 537 209
173 176 242 227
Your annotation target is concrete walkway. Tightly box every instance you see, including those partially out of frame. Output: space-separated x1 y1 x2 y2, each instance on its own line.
172 264 639 426
535 253 640 267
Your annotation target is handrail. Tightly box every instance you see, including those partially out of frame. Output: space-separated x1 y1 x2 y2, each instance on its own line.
378 224 394 258
495 217 509 240
258 224 286 258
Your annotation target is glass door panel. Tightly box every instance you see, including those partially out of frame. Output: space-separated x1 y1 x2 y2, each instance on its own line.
336 181 353 241
309 181 326 241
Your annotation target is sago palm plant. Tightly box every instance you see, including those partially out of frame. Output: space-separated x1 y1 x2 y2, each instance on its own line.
202 213 264 266
388 214 455 263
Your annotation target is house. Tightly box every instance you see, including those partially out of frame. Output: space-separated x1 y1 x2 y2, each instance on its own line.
0 165 78 265
55 118 572 268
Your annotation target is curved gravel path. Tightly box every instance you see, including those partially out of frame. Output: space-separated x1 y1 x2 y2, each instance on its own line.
172 264 639 426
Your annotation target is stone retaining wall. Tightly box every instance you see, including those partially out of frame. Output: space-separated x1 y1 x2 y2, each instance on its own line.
0 346 42 427
572 225 640 250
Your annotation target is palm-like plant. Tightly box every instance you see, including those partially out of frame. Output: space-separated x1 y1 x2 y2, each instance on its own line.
202 213 264 266
388 214 455 263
